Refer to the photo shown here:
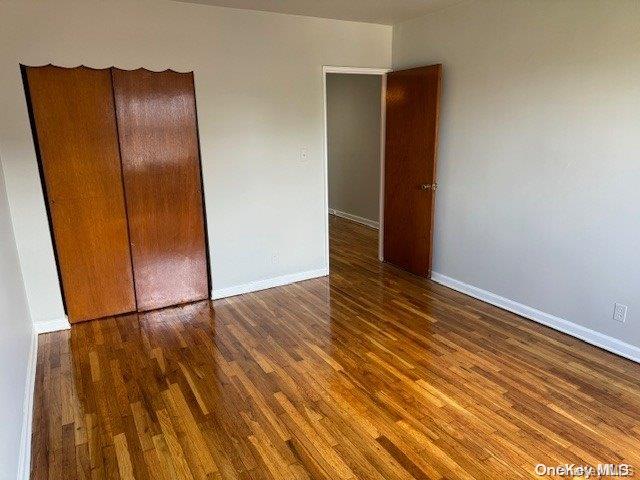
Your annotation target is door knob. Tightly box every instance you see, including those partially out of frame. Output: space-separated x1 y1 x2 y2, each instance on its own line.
420 184 430 190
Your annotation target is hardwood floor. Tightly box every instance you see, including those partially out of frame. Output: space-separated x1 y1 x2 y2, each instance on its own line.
31 215 640 479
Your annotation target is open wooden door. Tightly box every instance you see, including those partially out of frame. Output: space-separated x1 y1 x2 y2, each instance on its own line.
383 65 442 277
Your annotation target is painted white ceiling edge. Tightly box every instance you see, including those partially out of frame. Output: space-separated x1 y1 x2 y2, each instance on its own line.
171 0 466 25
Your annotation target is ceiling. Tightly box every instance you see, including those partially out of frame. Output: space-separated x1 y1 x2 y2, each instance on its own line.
172 0 463 25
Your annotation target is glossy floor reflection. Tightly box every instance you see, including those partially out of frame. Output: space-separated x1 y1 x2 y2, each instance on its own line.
31 215 640 479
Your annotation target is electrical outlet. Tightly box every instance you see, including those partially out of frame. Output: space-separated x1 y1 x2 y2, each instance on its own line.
613 303 628 323
271 253 279 264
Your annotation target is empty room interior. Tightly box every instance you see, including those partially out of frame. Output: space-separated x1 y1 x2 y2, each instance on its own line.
1 0 639 478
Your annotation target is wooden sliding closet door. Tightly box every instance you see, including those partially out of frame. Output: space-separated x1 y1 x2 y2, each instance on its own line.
111 69 209 311
25 66 136 322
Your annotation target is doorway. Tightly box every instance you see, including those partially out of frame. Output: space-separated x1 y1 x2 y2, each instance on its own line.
323 64 443 277
323 66 389 266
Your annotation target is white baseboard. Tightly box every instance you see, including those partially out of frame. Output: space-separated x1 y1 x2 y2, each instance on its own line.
17 332 38 480
431 272 640 364
212 267 329 300
329 208 379 230
34 317 71 334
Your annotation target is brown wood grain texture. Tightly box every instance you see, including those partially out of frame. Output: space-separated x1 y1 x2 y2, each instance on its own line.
25 65 136 322
384 65 442 277
31 215 640 479
111 68 209 312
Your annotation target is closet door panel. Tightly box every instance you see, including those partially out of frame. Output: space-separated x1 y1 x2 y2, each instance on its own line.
25 66 136 322
112 69 208 311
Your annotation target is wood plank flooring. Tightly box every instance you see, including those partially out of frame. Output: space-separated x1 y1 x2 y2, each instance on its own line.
31 215 640 479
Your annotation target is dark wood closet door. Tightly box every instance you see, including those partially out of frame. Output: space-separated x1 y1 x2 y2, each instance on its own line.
111 69 209 311
384 65 442 277
25 66 136 322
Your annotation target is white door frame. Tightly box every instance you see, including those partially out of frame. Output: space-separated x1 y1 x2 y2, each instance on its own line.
322 65 391 268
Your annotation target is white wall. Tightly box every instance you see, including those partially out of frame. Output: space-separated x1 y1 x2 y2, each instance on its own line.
327 73 381 223
0 155 34 479
393 0 640 347
0 0 392 327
